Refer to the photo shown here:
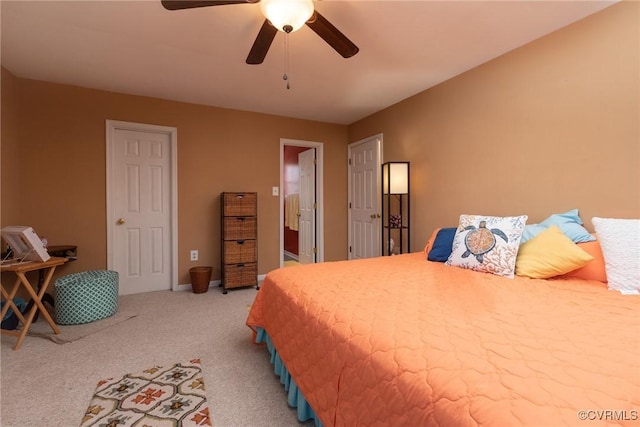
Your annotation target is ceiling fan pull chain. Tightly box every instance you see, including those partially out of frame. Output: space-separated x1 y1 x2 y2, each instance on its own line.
283 32 290 90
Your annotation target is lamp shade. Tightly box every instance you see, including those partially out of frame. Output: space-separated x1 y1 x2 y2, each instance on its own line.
260 0 314 33
382 162 409 194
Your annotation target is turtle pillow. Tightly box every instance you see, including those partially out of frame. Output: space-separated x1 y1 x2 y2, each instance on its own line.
445 214 528 278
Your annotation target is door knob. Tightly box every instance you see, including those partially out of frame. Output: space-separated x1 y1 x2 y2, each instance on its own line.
116 218 126 225
370 214 375 219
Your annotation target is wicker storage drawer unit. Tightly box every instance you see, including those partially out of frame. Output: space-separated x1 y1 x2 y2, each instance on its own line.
223 240 256 264
223 263 258 288
222 217 257 240
221 192 258 294
222 192 257 217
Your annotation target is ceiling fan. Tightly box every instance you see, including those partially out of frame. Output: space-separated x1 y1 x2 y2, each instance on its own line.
161 0 359 65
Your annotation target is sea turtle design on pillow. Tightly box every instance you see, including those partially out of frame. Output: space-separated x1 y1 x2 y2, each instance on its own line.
462 220 509 263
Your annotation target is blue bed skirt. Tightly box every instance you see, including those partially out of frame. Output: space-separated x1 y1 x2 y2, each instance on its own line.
255 327 324 427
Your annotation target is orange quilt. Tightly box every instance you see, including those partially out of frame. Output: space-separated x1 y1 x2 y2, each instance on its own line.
246 253 640 426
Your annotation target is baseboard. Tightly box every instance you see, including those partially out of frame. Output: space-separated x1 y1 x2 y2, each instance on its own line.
175 274 266 292
284 250 299 261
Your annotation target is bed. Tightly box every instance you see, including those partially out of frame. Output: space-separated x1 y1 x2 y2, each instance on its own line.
246 216 640 427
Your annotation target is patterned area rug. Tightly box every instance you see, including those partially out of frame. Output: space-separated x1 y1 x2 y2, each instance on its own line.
80 359 212 427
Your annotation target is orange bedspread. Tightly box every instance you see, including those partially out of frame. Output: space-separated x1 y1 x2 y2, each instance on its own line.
246 253 640 426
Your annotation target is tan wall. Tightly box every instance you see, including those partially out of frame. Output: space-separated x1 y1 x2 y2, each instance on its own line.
1 68 21 226
349 1 640 251
1 74 350 284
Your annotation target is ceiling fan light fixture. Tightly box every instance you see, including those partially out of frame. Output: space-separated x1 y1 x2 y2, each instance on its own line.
260 0 314 33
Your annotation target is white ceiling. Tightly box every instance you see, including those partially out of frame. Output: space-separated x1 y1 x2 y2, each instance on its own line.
1 0 615 125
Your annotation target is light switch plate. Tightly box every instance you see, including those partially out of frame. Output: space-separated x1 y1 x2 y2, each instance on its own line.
272 186 279 196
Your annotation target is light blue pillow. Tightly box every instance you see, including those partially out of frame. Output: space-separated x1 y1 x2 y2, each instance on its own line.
540 208 584 226
520 209 595 244
553 222 596 243
521 224 546 243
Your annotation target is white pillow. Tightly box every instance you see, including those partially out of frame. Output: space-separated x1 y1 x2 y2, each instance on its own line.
592 217 640 295
446 214 528 278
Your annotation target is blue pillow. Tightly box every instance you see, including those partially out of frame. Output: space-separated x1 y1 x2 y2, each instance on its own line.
427 227 457 262
520 209 595 244
540 208 584 226
553 222 596 243
521 224 546 243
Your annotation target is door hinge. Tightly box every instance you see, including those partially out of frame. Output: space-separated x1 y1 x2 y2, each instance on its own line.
349 246 352 253
313 158 317 165
349 202 352 209
348 158 352 165
313 202 317 209
313 247 318 254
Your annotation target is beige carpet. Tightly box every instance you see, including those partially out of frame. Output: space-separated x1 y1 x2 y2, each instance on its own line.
1 288 315 427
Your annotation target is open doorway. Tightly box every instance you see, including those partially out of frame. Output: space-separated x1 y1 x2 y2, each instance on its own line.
280 139 324 268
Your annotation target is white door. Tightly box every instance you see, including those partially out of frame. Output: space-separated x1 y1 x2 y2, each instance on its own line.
107 122 176 295
298 148 316 264
348 135 382 259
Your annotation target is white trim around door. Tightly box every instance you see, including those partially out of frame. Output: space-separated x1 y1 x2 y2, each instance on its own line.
105 120 179 292
280 138 324 268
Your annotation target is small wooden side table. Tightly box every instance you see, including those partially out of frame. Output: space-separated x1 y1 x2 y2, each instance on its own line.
1 257 68 350
29 245 78 316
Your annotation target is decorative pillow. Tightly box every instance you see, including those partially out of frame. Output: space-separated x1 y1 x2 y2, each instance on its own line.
521 224 546 243
558 238 607 283
592 217 640 295
445 214 528 278
427 228 457 262
520 209 595 244
515 226 593 279
423 228 441 256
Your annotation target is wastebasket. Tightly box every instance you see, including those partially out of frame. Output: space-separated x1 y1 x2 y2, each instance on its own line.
189 266 212 294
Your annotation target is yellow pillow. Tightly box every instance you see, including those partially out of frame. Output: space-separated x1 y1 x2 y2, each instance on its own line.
516 225 594 279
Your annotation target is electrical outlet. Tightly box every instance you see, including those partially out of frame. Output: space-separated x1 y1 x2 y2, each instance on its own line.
272 186 279 196
190 250 198 261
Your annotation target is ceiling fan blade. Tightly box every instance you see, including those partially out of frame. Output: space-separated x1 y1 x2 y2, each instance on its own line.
161 0 257 11
306 11 359 59
246 19 278 64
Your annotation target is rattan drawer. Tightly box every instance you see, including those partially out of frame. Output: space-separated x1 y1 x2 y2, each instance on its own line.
223 217 256 240
223 263 257 288
223 239 256 264
222 192 257 217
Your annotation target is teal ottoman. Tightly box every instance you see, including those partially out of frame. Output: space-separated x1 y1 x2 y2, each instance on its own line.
54 270 119 325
